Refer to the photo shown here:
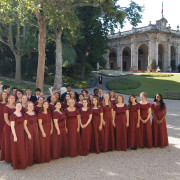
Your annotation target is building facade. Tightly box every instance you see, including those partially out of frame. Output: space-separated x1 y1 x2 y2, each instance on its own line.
104 18 180 72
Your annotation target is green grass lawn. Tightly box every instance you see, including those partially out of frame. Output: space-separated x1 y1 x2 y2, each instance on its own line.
107 74 180 99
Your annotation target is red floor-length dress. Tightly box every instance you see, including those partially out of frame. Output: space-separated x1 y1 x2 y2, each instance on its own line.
52 111 68 159
140 103 153 148
0 102 6 148
10 114 27 169
38 112 52 163
151 103 169 147
1 106 15 162
24 113 40 166
91 107 104 153
65 109 82 157
128 103 141 148
80 108 92 156
113 104 128 151
103 105 115 152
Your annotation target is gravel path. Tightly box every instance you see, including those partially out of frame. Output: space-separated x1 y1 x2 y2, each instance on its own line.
0 96 179 180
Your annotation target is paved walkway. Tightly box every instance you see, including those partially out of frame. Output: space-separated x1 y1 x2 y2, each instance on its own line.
0 96 180 179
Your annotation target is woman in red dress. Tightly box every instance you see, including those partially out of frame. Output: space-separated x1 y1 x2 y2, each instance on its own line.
110 91 116 105
152 94 168 148
62 94 70 110
113 95 129 151
34 97 44 114
1 95 16 162
16 89 23 102
0 91 8 147
52 101 68 159
10 101 27 169
49 95 56 112
139 92 153 148
38 101 53 163
127 95 141 150
24 101 40 166
65 99 82 157
91 96 104 153
80 98 92 156
102 93 115 152
21 95 28 115
75 94 83 109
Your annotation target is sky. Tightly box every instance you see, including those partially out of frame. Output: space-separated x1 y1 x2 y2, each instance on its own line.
118 0 180 32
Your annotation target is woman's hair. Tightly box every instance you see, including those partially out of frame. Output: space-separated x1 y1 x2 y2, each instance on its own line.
7 94 15 105
55 92 60 100
154 93 165 109
26 101 34 109
64 94 71 106
92 96 100 108
0 91 8 103
103 93 111 107
140 92 148 99
41 101 51 113
15 101 22 106
116 95 124 104
110 91 116 99
128 94 137 109
82 98 90 110
54 100 64 113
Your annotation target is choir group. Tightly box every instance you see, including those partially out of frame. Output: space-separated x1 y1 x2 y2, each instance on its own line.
0 84 169 170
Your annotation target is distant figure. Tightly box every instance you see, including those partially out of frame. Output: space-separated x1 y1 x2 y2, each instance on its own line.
98 75 103 87
89 77 93 88
0 81 3 93
156 67 161 72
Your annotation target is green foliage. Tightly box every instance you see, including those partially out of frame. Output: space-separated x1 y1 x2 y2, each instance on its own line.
149 59 157 70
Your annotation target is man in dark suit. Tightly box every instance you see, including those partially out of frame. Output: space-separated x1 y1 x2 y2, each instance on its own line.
98 75 103 87
33 88 41 102
26 87 36 103
60 85 79 102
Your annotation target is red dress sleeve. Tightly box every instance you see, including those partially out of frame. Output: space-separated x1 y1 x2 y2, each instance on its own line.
3 106 9 114
53 111 59 119
151 103 154 110
23 113 29 120
99 107 103 113
124 104 128 111
164 103 167 110
113 105 116 111
76 109 80 115
10 114 15 122
89 108 93 114
38 112 42 119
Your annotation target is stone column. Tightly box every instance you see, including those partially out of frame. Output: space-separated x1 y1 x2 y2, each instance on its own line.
104 50 110 69
116 45 120 70
155 41 159 66
131 42 134 69
148 41 152 65
167 43 171 72
178 44 180 66
120 52 123 71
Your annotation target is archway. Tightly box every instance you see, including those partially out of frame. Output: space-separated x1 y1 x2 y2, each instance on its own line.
158 44 164 70
122 47 131 71
109 51 117 70
138 44 148 70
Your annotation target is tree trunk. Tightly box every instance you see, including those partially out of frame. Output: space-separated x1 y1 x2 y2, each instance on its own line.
81 46 88 80
35 16 47 91
15 54 22 83
54 31 63 89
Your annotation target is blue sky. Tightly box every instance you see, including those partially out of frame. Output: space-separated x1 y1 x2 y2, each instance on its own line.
118 0 180 32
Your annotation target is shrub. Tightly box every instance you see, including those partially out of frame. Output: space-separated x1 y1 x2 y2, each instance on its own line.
149 59 157 70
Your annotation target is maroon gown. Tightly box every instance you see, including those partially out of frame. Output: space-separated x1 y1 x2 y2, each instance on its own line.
151 103 168 147
38 112 52 163
80 108 92 156
62 103 69 111
52 111 68 159
140 103 153 148
113 104 128 151
111 99 116 106
103 105 115 152
34 105 42 114
1 106 15 162
10 114 27 169
127 103 141 148
21 106 26 115
91 107 104 153
65 109 82 157
24 113 40 166
0 102 6 148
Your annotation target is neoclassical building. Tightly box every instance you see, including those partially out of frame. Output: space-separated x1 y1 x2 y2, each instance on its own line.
104 18 180 72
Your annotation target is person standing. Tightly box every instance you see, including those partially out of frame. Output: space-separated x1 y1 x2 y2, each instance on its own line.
64 99 82 157
52 101 68 159
89 77 94 88
139 92 153 148
10 101 27 169
80 98 92 156
102 93 115 152
24 101 40 166
151 94 168 148
1 95 16 162
127 95 141 150
38 101 53 163
0 91 8 147
98 75 103 87
34 97 44 114
26 87 36 103
113 95 129 151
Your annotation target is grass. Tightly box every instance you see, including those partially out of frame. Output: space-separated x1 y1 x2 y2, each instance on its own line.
107 74 180 99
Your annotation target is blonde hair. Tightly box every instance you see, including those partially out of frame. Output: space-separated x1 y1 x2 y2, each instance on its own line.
116 95 124 104
103 93 111 107
140 92 148 99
